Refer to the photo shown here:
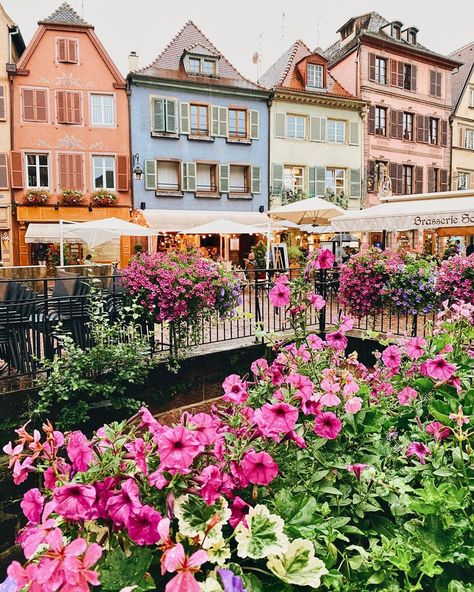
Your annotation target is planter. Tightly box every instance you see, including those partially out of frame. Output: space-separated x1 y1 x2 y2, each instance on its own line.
91 190 118 207
61 189 85 206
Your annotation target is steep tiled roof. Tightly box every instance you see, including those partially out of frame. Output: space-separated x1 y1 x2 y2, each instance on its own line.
40 2 91 27
259 40 359 100
450 41 474 110
135 21 263 92
186 43 219 57
324 11 459 68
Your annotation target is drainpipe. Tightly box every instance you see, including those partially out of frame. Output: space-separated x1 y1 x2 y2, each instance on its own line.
126 75 135 211
267 91 274 211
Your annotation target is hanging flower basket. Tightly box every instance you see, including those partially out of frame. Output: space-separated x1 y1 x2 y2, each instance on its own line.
24 189 50 205
91 189 118 207
61 189 85 205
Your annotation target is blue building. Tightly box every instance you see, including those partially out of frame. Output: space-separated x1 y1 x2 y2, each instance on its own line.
128 22 269 218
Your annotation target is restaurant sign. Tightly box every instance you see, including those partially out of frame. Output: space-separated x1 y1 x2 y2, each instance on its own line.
413 212 474 228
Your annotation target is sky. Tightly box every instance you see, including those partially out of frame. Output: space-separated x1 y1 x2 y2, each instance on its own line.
4 0 472 79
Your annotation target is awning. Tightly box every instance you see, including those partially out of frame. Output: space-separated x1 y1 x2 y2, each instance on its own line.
331 191 474 232
25 223 85 244
142 210 272 232
179 219 263 235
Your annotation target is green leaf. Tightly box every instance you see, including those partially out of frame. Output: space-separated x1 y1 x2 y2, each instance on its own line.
242 573 263 592
267 538 328 588
99 547 154 592
367 571 386 584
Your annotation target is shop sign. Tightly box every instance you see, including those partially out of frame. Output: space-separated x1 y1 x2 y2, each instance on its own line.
413 212 474 227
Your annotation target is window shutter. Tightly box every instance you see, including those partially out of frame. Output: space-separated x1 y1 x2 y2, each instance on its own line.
185 162 196 191
459 127 464 147
57 91 66 123
73 154 83 190
390 60 399 86
310 116 326 142
117 155 128 191
427 167 435 193
144 159 157 190
424 116 430 143
250 110 259 140
35 90 47 122
180 102 190 134
11 151 23 188
219 164 229 193
410 65 417 92
0 86 5 120
316 166 326 197
398 111 404 139
72 92 81 124
368 106 375 135
349 121 359 145
218 107 228 137
152 98 165 132
166 99 177 133
441 120 448 147
57 39 67 62
368 53 376 81
350 169 361 198
0 154 8 188
308 166 316 197
415 166 423 194
416 114 425 143
58 153 69 189
429 71 435 96
397 62 404 87
390 163 402 195
271 164 283 194
390 109 398 138
22 89 35 121
211 105 219 136
440 168 449 192
68 39 78 63
251 166 261 194
436 72 442 97
274 112 285 138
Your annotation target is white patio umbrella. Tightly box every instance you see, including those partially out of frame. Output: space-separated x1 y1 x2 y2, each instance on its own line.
269 197 346 225
298 224 333 234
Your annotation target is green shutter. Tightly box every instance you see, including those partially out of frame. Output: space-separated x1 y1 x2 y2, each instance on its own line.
250 110 259 139
251 166 261 194
308 166 316 197
218 107 228 137
219 164 229 193
316 166 326 197
274 112 285 138
180 102 190 134
349 121 359 145
144 159 157 190
165 99 177 133
271 163 283 194
310 117 326 142
211 105 219 136
151 98 165 132
350 168 361 198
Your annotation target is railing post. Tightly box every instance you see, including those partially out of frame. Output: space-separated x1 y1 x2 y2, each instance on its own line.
318 269 327 336
43 277 53 360
412 313 418 337
254 268 260 342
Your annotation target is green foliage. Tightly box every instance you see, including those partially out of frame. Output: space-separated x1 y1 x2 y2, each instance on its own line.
100 546 155 591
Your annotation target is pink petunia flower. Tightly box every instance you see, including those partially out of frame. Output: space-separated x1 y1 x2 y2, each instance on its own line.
67 431 94 473
18 518 60 560
106 478 142 527
320 392 341 407
187 413 219 446
312 249 335 270
254 402 299 437
62 542 102 592
229 496 250 529
250 358 268 376
406 336 427 359
425 421 451 442
339 316 354 333
12 457 34 486
406 442 431 464
241 450 278 486
382 345 402 369
326 331 348 351
314 412 342 439
344 396 362 414
397 387 418 406
347 463 368 479
269 282 291 307
425 357 456 382
162 543 207 592
308 293 326 309
196 465 225 505
158 425 202 471
53 483 96 521
306 334 324 350
124 438 150 475
222 374 249 404
126 505 162 546
20 488 44 524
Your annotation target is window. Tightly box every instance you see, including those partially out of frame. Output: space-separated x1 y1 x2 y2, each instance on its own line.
203 60 216 76
375 107 387 135
402 165 414 194
403 64 413 90
325 168 345 196
186 56 217 76
57 91 82 124
430 71 442 98
0 153 8 188
196 163 218 193
469 88 474 108
151 97 177 134
307 64 323 88
465 129 474 150
392 24 401 39
90 94 115 126
155 161 180 192
457 172 469 190
327 120 345 143
408 31 417 45
190 104 209 135
0 86 5 120
283 166 304 192
375 57 387 84
429 118 439 145
229 165 250 193
57 38 78 64
21 88 48 123
228 108 247 138
26 154 49 188
93 156 115 190
287 115 305 139
402 112 414 141
189 58 200 74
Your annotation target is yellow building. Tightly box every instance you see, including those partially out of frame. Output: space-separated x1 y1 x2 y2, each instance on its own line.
0 3 24 265
450 42 474 190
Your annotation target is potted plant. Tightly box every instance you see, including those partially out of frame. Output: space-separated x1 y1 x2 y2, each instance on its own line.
91 189 118 207
61 189 85 205
24 189 50 205
287 245 303 279
251 240 267 279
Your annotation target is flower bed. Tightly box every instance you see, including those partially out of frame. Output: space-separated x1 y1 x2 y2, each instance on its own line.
1 278 473 591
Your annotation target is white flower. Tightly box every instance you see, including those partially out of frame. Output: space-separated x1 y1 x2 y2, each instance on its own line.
267 538 328 589
174 494 231 549
199 574 224 592
206 539 232 565
234 504 289 559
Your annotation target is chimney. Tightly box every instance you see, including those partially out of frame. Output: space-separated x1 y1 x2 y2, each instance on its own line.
128 51 139 72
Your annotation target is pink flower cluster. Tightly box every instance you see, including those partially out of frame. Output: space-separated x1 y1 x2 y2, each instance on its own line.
436 254 474 304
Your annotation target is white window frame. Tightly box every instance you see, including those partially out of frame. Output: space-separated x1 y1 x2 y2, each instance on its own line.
283 165 304 192
465 129 474 150
26 152 50 189
307 64 323 89
287 115 306 140
156 160 181 192
375 106 387 136
457 171 469 190
92 154 116 191
327 120 345 143
469 88 474 108
89 93 116 127
375 56 387 84
325 168 346 196
229 164 250 194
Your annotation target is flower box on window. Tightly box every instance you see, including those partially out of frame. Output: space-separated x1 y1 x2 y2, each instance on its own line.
91 190 118 207
61 189 85 205
24 189 50 205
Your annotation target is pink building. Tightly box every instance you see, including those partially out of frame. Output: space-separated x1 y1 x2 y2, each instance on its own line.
327 13 460 206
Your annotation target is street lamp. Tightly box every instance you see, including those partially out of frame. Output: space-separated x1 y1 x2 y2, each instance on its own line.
132 153 143 181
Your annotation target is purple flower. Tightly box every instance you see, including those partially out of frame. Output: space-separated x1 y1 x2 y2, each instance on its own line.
218 569 245 592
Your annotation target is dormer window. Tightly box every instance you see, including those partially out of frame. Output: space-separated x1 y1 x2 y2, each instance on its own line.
185 54 218 77
203 60 216 76
391 23 402 40
307 64 323 89
408 30 417 45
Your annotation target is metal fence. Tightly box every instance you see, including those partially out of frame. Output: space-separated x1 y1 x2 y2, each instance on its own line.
0 268 436 383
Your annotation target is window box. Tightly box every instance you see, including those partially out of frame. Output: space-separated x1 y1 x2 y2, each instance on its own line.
228 193 252 200
226 137 252 145
188 135 214 142
61 189 85 205
154 191 183 198
24 189 50 205
91 190 117 207
150 131 180 139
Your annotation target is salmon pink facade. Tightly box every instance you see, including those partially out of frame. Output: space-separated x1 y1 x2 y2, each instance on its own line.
10 2 132 266
327 12 460 206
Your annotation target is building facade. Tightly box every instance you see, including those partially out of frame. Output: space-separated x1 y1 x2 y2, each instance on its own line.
326 13 460 205
10 2 132 267
260 41 365 210
0 4 24 265
450 42 474 191
129 21 269 215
